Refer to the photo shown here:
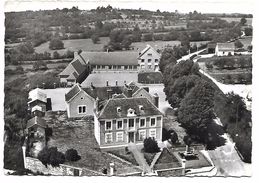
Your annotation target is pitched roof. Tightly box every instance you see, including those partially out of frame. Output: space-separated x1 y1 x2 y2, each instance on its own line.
31 105 43 112
65 84 81 102
97 97 162 119
59 64 74 76
28 88 47 103
26 116 47 129
80 51 139 66
216 42 235 51
71 59 86 75
83 86 124 101
138 45 160 58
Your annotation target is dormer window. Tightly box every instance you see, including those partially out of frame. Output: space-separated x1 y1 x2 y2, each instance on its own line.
117 107 122 113
127 108 136 117
139 105 144 112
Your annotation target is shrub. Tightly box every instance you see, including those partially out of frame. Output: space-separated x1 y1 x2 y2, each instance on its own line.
38 147 65 167
91 34 100 44
65 148 81 161
49 38 64 50
143 137 160 153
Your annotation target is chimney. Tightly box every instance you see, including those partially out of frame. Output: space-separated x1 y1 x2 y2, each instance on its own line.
181 159 186 176
74 51 79 58
153 93 159 108
107 89 113 99
127 88 133 98
95 97 100 113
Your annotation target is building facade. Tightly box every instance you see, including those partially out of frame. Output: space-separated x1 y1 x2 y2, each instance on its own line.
65 82 159 119
94 97 163 149
215 42 235 56
138 45 161 71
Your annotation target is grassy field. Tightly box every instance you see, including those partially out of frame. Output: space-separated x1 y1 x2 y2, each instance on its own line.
219 17 253 26
34 37 110 55
239 36 252 48
132 40 209 51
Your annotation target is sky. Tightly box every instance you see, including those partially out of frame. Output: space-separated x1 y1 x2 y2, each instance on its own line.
3 0 256 14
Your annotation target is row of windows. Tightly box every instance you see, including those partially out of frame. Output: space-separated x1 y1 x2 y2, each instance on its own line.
92 65 138 70
105 117 157 131
141 59 159 63
104 129 156 143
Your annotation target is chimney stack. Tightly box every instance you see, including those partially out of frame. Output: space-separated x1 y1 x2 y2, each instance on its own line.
107 89 113 99
127 88 133 98
153 93 159 108
95 97 100 113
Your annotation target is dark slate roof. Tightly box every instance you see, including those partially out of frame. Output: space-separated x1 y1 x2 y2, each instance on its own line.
65 84 81 102
83 86 124 101
26 116 47 129
80 51 139 66
122 81 140 97
71 59 86 75
98 97 162 119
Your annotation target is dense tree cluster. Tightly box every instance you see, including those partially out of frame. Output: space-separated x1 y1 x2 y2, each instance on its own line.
49 38 64 50
38 147 65 167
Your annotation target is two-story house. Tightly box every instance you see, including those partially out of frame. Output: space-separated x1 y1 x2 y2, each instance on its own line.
93 97 163 150
138 45 161 71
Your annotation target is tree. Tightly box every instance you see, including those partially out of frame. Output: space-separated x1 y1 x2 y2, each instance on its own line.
143 137 160 153
244 27 252 36
177 80 215 136
49 38 64 50
53 51 60 59
91 34 100 44
65 148 81 161
33 60 48 71
38 147 65 167
240 17 247 26
235 40 244 49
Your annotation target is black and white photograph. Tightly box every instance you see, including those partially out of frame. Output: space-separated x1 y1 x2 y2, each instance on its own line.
1 0 256 178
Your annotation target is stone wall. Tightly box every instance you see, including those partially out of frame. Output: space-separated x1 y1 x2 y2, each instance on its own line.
157 168 183 176
25 157 83 176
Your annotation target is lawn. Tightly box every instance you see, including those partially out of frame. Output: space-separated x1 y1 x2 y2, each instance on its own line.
108 149 139 166
239 36 252 48
44 111 141 175
34 37 110 55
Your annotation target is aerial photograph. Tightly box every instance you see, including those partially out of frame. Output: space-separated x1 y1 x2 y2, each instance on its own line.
3 0 253 177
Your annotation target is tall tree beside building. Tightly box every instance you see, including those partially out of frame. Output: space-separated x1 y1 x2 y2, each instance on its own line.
49 38 64 50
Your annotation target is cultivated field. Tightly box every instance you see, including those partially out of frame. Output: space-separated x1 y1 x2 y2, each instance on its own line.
218 17 253 25
132 40 209 51
34 37 110 54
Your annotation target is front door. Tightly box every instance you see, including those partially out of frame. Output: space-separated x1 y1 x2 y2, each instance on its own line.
128 132 135 143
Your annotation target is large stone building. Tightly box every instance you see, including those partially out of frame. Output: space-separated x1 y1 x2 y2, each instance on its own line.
94 97 163 149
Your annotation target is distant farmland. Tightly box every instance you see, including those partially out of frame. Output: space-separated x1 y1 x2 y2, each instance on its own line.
220 17 253 25
34 37 110 55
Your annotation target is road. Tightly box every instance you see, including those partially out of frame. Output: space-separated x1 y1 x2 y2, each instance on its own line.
207 119 251 176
